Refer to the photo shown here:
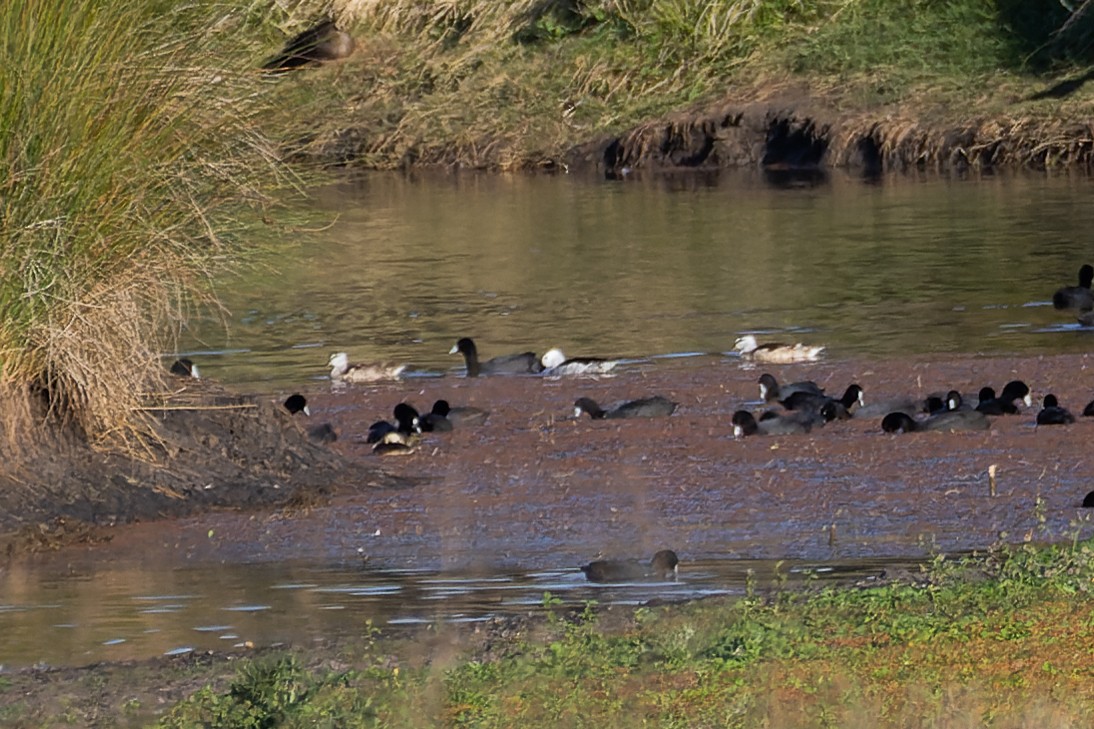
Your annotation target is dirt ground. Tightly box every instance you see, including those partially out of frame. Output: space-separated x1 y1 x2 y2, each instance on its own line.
0 381 371 558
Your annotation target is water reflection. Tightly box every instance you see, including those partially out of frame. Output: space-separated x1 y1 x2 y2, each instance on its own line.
0 556 906 670
179 171 1094 392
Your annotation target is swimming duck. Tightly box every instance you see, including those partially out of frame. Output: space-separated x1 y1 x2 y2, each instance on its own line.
169 358 200 379
758 373 824 403
1036 394 1075 425
328 352 407 383
573 395 678 419
449 337 543 377
580 550 679 582
540 348 619 376
262 18 356 72
733 334 825 364
283 393 310 415
429 399 489 426
366 403 421 444
881 409 990 433
975 380 1032 415
731 409 816 437
1052 264 1094 311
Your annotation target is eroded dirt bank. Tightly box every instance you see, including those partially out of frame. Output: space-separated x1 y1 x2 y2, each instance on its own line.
561 88 1094 177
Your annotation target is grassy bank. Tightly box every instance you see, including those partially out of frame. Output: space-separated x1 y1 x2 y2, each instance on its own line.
90 537 1084 727
279 0 1094 170
0 0 297 453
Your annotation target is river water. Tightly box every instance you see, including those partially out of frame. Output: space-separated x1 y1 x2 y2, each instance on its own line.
177 170 1094 390
4 170 1094 671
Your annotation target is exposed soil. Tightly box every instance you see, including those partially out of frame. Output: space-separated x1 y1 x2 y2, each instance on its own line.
561 88 1094 178
0 380 388 559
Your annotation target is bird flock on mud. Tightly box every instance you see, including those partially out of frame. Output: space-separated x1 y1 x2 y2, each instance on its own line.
167 264 1094 581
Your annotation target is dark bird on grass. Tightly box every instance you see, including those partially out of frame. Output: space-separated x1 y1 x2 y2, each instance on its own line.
262 18 356 73
1083 491 1094 508
881 409 990 433
169 358 200 379
449 337 543 377
573 395 678 419
1036 394 1075 426
1053 264 1094 311
580 550 679 582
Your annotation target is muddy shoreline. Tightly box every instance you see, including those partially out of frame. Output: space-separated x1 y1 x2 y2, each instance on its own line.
9 351 1094 568
0 381 393 558
5 351 1094 725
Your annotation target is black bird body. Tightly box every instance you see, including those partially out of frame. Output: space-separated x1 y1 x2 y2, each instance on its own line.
881 410 990 433
366 403 421 444
283 393 309 415
758 373 823 404
169 358 199 379
976 380 1031 415
1036 394 1075 425
1053 264 1094 311
580 550 679 582
573 396 678 419
732 409 815 436
780 384 862 418
449 337 542 377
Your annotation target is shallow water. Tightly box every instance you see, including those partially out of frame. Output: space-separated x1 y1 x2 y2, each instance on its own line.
6 171 1094 671
0 555 905 668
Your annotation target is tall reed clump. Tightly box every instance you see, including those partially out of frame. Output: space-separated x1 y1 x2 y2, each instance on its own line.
0 0 287 455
